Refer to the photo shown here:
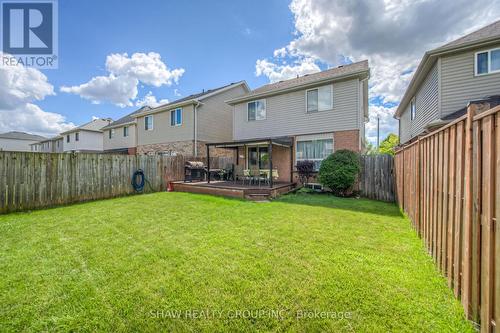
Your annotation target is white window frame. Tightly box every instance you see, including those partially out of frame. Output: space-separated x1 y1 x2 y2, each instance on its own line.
410 97 416 121
247 99 266 121
170 108 183 126
306 84 333 113
75 132 79 141
123 126 129 137
295 134 334 171
145 115 154 131
474 47 500 76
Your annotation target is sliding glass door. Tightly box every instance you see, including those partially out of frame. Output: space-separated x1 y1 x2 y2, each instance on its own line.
247 146 270 169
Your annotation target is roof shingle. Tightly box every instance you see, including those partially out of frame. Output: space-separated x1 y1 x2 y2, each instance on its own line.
229 60 369 103
0 131 46 141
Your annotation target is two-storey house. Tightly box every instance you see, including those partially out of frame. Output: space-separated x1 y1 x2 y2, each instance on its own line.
134 81 249 156
61 118 112 153
206 60 369 184
102 107 150 155
396 19 500 144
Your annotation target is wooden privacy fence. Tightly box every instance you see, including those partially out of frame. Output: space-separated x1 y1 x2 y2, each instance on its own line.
395 104 499 332
0 152 232 214
359 154 395 202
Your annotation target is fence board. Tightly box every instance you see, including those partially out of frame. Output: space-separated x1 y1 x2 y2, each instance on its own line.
0 152 231 213
395 104 499 331
359 154 395 202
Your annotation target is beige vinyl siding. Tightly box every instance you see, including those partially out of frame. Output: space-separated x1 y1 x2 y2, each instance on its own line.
399 105 412 143
103 124 136 150
233 78 360 140
136 104 195 145
399 62 439 143
197 85 247 142
440 43 500 117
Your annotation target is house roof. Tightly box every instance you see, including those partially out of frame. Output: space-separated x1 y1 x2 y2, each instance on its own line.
0 131 46 141
227 60 370 104
37 135 63 143
434 19 500 52
101 106 151 130
134 81 250 117
60 118 113 135
441 94 500 121
395 19 500 118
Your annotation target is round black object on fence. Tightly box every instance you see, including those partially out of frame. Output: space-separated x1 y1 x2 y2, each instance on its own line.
132 169 145 192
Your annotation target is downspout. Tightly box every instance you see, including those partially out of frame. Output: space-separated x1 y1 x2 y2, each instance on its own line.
359 77 369 151
193 100 201 157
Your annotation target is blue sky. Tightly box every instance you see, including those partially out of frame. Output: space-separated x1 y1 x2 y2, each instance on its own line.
1 0 499 142
39 0 295 125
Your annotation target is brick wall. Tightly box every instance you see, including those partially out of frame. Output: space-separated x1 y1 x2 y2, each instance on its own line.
137 140 195 156
333 130 360 152
137 140 233 158
235 145 292 183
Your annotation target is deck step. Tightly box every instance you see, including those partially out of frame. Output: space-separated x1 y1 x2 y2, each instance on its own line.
245 193 271 201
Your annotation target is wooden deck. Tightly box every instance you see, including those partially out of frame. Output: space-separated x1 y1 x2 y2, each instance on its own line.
171 181 296 200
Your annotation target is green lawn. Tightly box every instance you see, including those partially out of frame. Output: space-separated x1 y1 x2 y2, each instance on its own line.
0 192 472 332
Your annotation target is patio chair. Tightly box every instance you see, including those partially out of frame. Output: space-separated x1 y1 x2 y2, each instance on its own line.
233 164 243 183
242 169 252 185
252 169 267 187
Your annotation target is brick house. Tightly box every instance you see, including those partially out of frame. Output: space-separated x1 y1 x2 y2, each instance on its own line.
207 60 370 184
134 82 249 156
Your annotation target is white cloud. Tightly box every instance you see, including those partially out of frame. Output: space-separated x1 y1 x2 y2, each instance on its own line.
61 74 138 107
255 57 320 83
61 52 184 107
365 104 399 144
0 53 54 110
255 0 500 143
0 104 74 137
105 52 184 87
0 53 73 136
135 91 169 108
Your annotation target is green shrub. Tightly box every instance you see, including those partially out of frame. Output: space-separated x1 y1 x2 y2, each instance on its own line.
318 150 360 196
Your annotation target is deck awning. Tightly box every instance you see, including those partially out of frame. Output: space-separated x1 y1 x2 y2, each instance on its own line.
206 136 294 149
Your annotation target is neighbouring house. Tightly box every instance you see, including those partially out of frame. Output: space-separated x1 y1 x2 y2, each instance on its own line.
60 118 113 153
0 131 47 152
395 19 500 144
31 136 64 153
102 107 150 155
207 60 369 184
134 81 250 156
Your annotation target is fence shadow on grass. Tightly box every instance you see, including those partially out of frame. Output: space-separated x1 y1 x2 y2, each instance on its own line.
276 193 404 218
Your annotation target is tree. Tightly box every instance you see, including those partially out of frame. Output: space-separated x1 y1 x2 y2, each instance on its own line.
318 150 360 197
378 133 399 156
364 140 377 155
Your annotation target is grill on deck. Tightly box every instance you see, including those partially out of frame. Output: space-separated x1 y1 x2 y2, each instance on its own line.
184 161 206 182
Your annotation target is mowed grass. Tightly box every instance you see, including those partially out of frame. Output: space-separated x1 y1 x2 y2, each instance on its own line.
0 192 473 332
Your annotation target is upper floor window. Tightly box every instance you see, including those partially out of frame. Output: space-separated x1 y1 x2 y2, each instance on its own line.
145 115 153 131
410 98 416 121
475 48 500 75
66 135 70 143
123 126 129 137
109 129 115 138
247 100 266 121
170 108 182 126
306 85 333 113
75 132 79 141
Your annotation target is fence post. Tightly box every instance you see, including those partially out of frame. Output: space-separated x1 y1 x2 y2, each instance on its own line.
462 103 477 318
